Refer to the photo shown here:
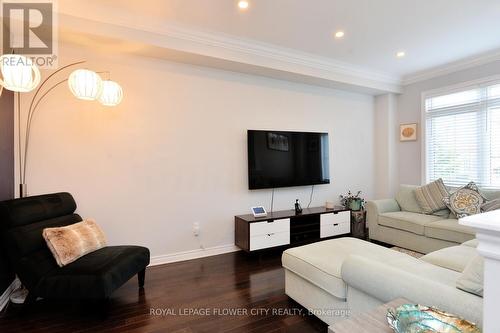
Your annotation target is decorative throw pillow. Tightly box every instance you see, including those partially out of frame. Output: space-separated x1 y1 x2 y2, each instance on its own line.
456 255 484 297
481 198 500 212
43 218 107 267
415 178 449 214
443 182 486 218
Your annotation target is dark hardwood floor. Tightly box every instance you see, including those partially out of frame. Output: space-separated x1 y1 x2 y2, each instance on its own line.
0 250 327 333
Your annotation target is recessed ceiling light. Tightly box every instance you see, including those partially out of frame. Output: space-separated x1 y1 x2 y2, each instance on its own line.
396 51 406 58
334 31 345 39
238 1 249 9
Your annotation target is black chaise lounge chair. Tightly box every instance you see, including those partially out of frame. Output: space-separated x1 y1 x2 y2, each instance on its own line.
0 192 150 305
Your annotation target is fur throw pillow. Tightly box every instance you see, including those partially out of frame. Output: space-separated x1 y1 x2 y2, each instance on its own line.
43 219 107 267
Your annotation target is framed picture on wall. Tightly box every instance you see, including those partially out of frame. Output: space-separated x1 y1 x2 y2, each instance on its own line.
400 123 417 141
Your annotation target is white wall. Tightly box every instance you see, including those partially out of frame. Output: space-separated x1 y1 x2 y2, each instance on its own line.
20 44 375 260
397 60 500 186
374 93 398 198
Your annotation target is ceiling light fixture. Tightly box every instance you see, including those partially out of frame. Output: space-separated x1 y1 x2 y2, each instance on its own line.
334 31 345 39
396 51 406 58
238 1 249 10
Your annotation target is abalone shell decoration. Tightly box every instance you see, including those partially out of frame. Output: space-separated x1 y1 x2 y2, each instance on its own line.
387 304 480 333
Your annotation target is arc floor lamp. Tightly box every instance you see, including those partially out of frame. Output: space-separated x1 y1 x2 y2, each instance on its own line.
0 54 124 198
0 54 124 303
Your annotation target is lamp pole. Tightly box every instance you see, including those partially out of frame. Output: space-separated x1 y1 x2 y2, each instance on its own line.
17 92 27 197
17 61 85 197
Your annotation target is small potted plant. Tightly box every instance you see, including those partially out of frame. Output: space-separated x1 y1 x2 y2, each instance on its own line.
339 190 365 211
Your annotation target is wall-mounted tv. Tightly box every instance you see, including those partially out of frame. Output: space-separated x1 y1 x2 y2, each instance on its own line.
248 130 330 190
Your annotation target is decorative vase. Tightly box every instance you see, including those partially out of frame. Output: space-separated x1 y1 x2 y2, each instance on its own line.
349 199 362 211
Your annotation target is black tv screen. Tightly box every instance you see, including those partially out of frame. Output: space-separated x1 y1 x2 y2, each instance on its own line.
248 130 330 189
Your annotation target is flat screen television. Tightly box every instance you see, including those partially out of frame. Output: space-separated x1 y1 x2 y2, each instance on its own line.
247 130 330 189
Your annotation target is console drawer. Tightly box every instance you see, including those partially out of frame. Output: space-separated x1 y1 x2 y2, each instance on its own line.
250 218 290 236
320 211 350 226
250 231 290 251
320 221 350 238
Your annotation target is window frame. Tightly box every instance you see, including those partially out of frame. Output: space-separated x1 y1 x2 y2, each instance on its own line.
420 74 500 187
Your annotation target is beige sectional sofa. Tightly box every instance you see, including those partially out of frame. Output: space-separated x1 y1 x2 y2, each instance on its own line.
282 237 482 330
367 185 500 254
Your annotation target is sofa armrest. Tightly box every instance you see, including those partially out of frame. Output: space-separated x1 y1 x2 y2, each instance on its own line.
341 255 483 327
366 199 400 231
367 199 400 214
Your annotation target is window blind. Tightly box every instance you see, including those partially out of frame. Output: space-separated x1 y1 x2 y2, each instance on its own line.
425 81 500 189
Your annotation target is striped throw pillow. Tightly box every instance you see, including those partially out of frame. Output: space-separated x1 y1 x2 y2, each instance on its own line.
43 218 107 267
481 198 500 212
415 178 449 214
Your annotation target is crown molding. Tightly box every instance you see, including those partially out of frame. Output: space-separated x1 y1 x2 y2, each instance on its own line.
402 49 500 86
157 22 400 85
57 13 402 94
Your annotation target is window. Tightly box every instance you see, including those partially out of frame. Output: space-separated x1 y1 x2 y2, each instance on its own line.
424 80 500 189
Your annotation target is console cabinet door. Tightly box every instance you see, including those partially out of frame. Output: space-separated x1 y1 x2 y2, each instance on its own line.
250 218 290 251
250 218 290 236
320 212 350 238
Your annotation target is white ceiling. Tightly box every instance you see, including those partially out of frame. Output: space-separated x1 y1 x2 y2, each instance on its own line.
59 0 500 81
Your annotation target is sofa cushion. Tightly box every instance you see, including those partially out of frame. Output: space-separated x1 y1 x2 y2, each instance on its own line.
456 255 484 297
282 237 410 299
415 178 449 214
443 182 486 218
378 211 442 235
395 185 422 213
425 219 475 243
420 245 477 272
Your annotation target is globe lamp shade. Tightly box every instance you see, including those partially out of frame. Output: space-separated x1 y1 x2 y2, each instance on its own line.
68 69 102 100
0 54 41 92
98 80 123 106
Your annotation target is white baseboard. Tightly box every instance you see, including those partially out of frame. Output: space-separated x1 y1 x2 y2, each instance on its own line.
149 244 240 266
0 278 21 312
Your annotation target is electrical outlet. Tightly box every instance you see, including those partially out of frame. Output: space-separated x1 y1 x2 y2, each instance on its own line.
193 222 200 237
